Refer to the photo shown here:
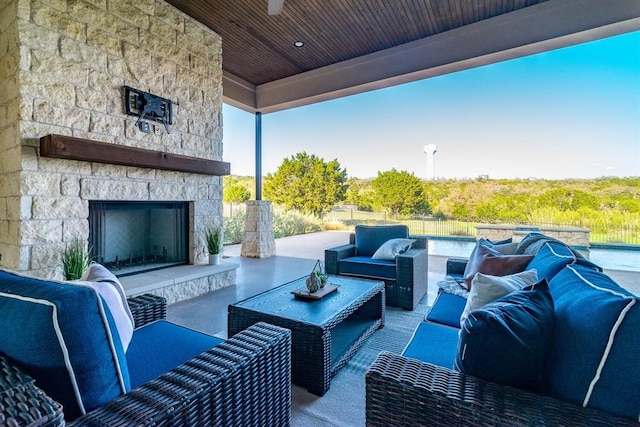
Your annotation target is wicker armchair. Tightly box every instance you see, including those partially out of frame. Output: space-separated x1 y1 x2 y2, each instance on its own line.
325 225 428 310
1 294 292 427
0 355 64 427
366 351 638 426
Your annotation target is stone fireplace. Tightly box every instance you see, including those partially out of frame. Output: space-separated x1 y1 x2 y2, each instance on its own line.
88 201 189 276
0 0 237 301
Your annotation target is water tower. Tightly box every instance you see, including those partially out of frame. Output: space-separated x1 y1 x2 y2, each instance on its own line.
424 144 437 180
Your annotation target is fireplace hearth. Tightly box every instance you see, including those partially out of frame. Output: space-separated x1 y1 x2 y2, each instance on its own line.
89 201 189 276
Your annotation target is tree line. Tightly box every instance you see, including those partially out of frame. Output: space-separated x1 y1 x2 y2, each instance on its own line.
224 152 640 227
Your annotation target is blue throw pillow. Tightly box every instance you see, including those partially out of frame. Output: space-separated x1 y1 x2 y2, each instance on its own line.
526 241 578 282
454 279 554 391
0 269 129 420
545 265 639 421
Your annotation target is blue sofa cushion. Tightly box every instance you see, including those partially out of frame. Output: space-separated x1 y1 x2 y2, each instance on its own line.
402 321 459 369
0 269 129 420
339 256 396 280
454 279 554 391
425 292 467 328
126 320 223 389
545 265 639 421
526 241 579 282
354 224 409 257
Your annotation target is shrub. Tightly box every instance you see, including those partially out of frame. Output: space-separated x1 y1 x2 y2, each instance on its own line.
223 211 246 244
322 219 348 231
273 210 322 238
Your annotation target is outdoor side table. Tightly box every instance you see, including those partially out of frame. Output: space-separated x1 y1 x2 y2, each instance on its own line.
228 275 385 396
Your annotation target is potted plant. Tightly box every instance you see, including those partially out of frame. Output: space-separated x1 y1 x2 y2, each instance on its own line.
62 239 92 280
205 228 222 265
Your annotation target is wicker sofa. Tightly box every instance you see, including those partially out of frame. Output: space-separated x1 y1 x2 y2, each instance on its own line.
366 234 639 426
325 224 428 310
0 269 292 426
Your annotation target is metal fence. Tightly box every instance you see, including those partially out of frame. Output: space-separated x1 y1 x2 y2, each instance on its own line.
324 210 640 246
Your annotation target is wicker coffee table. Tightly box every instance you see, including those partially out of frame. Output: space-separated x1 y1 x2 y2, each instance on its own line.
228 275 385 396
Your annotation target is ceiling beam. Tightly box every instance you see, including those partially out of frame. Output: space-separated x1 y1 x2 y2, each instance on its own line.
222 71 256 112
223 0 640 114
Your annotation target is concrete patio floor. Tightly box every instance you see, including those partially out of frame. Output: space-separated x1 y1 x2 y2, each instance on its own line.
166 231 445 336
166 230 639 336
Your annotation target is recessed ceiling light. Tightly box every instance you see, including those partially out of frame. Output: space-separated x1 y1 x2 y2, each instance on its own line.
293 41 304 47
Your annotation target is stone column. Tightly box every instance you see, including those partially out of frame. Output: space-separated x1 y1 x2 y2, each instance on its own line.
241 200 276 258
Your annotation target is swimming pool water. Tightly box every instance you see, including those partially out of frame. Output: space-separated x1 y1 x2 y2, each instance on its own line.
428 239 640 272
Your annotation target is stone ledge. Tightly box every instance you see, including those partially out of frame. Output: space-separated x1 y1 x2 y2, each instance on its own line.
476 224 590 249
119 262 238 304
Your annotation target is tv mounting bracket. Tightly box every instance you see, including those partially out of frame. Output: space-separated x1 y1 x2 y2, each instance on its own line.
124 86 173 133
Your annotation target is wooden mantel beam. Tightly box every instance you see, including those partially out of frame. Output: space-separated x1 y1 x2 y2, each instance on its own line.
39 134 230 176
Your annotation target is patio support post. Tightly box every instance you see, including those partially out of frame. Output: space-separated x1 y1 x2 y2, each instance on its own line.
255 112 262 200
240 112 276 258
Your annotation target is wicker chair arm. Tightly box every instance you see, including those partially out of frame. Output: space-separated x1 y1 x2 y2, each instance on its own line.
446 257 468 277
395 247 428 310
399 242 427 256
69 322 292 426
409 235 428 250
366 351 637 427
0 356 64 427
324 244 356 275
127 294 167 328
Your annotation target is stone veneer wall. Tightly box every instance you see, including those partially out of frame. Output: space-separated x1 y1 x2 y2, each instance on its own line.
0 0 225 279
476 224 591 248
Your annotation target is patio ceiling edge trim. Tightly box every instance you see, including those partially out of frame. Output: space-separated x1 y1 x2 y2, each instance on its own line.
222 72 256 113
222 0 640 115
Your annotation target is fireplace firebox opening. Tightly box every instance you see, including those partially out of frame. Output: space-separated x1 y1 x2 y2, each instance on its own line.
89 201 189 277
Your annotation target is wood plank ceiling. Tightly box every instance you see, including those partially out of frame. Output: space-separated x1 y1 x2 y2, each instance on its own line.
165 0 548 86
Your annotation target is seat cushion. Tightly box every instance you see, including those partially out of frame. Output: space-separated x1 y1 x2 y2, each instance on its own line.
126 320 223 389
339 256 396 280
425 291 467 328
544 265 639 421
455 279 554 391
0 269 129 420
402 321 460 369
354 224 409 256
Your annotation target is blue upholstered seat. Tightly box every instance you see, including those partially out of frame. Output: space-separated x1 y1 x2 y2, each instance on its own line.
126 320 223 388
339 256 396 280
402 321 459 369
0 269 130 419
0 268 224 420
325 225 428 310
425 292 467 328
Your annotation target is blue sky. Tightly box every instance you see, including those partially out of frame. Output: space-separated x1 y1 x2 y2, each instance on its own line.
223 31 640 180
